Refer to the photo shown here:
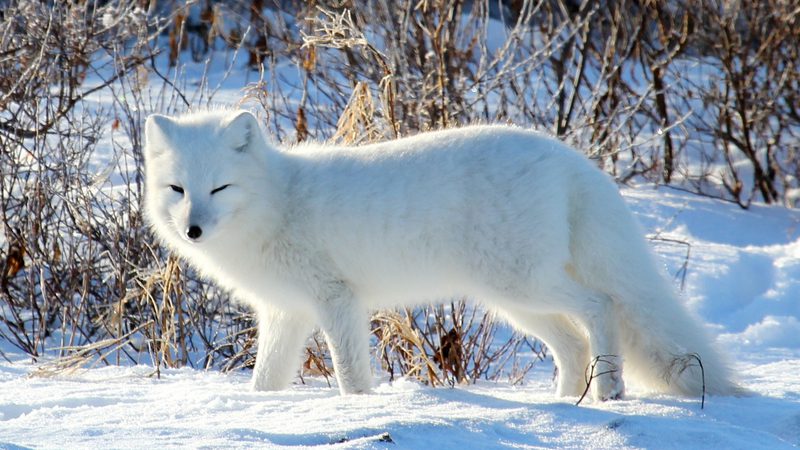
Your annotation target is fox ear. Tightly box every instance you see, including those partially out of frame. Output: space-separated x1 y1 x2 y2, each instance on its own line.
221 111 259 153
144 114 175 158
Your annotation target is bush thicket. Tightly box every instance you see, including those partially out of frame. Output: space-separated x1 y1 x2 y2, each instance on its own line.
1 0 797 386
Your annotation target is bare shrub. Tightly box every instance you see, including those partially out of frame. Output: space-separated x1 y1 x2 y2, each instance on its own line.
0 0 154 359
0 0 255 374
373 305 545 386
677 0 800 207
1 0 797 389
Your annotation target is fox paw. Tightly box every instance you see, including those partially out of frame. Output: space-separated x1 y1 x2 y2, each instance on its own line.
591 357 625 401
596 376 625 401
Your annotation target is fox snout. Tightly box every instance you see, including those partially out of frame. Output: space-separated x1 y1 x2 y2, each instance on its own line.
182 219 210 243
180 201 213 243
185 224 203 241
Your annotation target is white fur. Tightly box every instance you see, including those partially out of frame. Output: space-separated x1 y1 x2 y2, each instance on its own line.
144 110 742 401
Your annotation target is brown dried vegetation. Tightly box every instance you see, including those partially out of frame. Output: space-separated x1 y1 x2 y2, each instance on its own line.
1 0 797 387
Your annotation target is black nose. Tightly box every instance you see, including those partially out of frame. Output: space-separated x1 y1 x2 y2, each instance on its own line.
186 225 203 240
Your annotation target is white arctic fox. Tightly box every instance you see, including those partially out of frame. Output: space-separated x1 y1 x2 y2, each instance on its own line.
144 110 740 401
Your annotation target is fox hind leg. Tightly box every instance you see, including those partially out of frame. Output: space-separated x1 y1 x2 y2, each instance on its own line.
497 310 590 397
559 286 625 401
512 278 625 401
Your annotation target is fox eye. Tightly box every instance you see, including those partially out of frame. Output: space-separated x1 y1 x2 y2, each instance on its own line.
211 184 231 195
170 185 184 194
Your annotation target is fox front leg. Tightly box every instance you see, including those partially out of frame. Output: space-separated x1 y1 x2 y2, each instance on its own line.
252 306 314 391
316 286 373 395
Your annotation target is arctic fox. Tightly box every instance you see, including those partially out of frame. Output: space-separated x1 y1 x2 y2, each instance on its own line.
144 110 740 401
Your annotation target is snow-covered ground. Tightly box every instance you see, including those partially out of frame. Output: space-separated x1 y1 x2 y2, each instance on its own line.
1 186 798 449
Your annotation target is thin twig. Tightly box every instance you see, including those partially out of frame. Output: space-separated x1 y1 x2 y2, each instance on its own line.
576 355 620 406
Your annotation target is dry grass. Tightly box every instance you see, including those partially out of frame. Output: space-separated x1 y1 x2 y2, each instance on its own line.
372 310 445 386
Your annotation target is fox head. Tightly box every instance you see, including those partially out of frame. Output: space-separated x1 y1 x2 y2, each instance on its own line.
143 110 270 249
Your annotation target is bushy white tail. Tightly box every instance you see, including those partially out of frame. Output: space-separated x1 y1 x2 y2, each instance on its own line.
572 181 744 397
613 277 742 396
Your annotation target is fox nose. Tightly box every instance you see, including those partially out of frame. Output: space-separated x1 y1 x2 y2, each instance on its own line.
186 225 203 240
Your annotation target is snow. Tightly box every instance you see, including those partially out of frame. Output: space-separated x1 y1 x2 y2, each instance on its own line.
0 358 797 449
1 185 799 449
623 187 800 356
